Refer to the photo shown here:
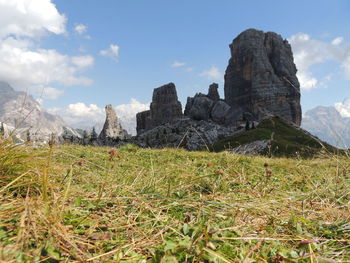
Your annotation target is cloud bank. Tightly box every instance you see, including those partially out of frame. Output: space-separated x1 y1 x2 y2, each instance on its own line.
289 33 350 90
0 0 94 97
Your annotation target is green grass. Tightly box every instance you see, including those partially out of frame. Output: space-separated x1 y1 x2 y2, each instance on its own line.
209 117 338 158
1 140 350 262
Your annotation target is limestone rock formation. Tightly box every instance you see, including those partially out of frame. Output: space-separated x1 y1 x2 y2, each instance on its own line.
136 83 183 134
136 110 151 134
133 117 238 151
211 100 231 124
150 83 183 126
224 28 302 126
231 140 271 155
186 94 214 121
98 104 128 144
184 83 232 125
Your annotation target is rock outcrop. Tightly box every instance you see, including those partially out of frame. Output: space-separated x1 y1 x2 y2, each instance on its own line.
224 29 302 126
133 82 239 150
207 83 220 101
231 140 271 155
136 83 183 134
136 110 151 134
98 104 129 144
184 83 232 125
133 117 237 151
133 29 303 152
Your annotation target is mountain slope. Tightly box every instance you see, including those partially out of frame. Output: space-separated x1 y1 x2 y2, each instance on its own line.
0 81 80 142
302 106 350 149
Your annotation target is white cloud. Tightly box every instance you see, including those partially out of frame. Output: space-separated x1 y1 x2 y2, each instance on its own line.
42 87 64 99
48 102 104 131
342 56 350 79
49 99 149 135
0 0 66 39
71 55 94 69
199 66 223 81
100 44 119 60
74 23 87 35
171 61 186 68
0 37 93 94
115 99 149 135
0 0 94 98
335 100 350 117
332 37 343 46
289 33 350 90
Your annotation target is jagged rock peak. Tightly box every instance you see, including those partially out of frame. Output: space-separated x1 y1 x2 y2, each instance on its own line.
98 104 128 143
224 28 302 126
184 83 232 125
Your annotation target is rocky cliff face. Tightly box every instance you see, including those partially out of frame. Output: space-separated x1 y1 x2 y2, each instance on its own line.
224 29 302 126
137 83 183 134
98 104 129 144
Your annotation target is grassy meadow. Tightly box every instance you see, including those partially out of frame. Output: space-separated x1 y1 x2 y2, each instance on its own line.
1 139 350 262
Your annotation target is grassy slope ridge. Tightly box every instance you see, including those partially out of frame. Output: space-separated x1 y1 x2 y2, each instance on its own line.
1 141 350 262
209 117 338 157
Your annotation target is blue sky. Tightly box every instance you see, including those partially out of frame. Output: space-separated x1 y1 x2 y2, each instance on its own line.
0 0 350 133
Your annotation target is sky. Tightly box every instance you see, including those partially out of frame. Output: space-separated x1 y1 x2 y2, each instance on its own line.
0 0 350 134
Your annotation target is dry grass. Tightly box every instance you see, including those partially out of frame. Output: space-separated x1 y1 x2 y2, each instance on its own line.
1 141 350 262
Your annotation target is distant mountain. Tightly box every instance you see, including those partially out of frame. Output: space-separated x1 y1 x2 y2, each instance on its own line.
0 81 80 143
302 106 350 149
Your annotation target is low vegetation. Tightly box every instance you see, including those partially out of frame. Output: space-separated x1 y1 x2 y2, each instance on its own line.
1 138 350 262
209 117 338 158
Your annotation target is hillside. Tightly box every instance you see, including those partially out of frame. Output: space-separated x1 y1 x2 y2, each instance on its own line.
1 141 349 262
209 117 337 157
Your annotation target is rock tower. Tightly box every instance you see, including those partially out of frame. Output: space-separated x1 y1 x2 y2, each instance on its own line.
224 29 302 125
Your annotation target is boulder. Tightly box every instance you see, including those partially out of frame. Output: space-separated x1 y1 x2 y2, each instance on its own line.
187 94 214 121
211 100 231 124
224 28 302 126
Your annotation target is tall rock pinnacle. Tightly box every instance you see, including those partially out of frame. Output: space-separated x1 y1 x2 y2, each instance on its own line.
224 28 302 126
136 83 183 134
98 104 128 144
